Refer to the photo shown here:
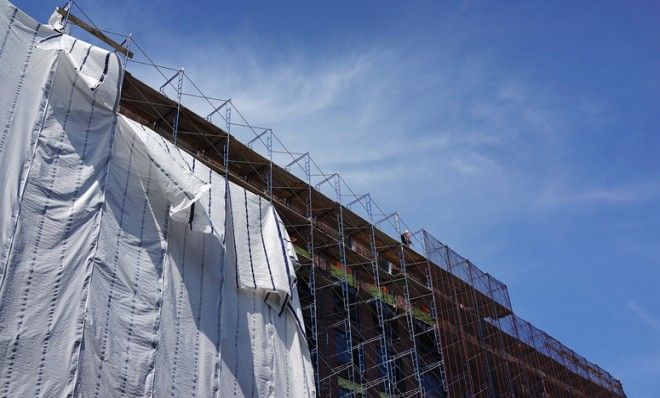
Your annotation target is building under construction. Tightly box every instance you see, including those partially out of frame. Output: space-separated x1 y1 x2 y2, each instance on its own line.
120 59 625 398
1 2 626 397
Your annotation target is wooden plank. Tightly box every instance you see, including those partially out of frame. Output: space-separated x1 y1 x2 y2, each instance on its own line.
56 7 133 58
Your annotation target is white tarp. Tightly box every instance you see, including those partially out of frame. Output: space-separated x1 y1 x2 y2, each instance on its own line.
0 2 314 397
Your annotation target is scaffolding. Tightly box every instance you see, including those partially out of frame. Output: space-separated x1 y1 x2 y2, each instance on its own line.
419 230 625 397
65 4 626 395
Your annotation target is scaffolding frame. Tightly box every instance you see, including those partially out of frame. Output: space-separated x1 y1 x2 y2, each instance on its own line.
76 7 627 396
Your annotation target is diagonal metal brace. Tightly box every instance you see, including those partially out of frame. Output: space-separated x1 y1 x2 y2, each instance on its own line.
206 98 231 122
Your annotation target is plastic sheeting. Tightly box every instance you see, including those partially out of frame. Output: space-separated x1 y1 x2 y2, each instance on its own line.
0 2 314 397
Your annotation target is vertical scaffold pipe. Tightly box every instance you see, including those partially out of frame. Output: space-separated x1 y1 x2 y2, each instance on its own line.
267 130 273 199
158 68 184 145
224 103 231 176
365 195 393 396
418 230 449 397
394 214 423 396
485 276 516 397
173 68 183 145
465 260 497 398
304 154 321 395
286 153 320 393
444 245 476 396
120 34 132 72
333 176 357 390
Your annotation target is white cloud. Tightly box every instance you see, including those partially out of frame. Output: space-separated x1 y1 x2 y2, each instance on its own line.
127 39 558 233
627 300 660 334
113 7 656 239
537 181 660 208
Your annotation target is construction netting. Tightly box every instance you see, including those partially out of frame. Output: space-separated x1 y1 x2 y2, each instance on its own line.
421 231 512 311
419 229 624 397
0 1 314 396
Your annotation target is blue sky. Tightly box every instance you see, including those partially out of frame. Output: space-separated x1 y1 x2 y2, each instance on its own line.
17 0 660 396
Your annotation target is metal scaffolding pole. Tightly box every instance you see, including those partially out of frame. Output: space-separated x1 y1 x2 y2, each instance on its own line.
315 175 357 393
159 68 184 145
418 230 449 397
287 152 320 393
365 195 394 396
464 260 497 398
394 214 423 396
443 245 476 396
484 278 516 398
334 176 357 393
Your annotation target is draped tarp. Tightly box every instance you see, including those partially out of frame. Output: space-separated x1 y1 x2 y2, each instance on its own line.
0 2 314 397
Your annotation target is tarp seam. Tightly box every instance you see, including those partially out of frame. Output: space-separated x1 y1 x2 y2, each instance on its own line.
69 52 123 397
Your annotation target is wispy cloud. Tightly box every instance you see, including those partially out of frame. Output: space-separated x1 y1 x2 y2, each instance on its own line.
113 3 654 236
120 31 589 236
627 299 660 334
537 181 660 208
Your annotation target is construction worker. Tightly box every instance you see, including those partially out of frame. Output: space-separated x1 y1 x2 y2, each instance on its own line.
401 230 412 246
